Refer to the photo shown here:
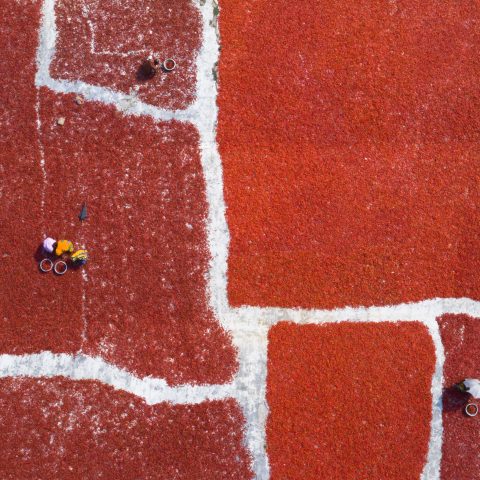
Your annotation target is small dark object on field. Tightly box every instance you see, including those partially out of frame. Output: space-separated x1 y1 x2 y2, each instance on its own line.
138 58 161 80
79 202 87 221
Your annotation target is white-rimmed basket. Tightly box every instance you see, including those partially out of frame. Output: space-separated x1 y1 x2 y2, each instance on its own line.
39 258 53 272
54 260 68 275
163 58 176 72
465 403 478 417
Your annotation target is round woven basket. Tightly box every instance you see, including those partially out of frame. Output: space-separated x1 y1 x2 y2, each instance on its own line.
39 258 53 272
465 403 478 417
54 260 68 275
163 58 176 72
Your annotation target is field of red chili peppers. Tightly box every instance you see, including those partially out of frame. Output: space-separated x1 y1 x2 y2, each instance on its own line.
0 377 252 479
267 322 436 480
0 1 247 476
1 0 479 478
218 0 480 310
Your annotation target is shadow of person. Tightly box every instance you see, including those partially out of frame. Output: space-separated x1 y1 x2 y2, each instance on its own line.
136 59 158 82
33 244 55 263
68 261 85 272
443 385 470 413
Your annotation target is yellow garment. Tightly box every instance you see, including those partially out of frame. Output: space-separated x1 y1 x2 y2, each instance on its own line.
71 249 88 263
55 240 74 256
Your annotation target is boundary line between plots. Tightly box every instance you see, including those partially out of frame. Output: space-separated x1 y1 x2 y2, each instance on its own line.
0 352 233 405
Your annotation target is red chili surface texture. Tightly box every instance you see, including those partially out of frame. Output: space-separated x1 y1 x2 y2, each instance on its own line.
0 377 252 479
37 89 237 385
267 322 435 480
437 314 480 480
0 0 235 383
218 0 480 309
0 0 84 354
51 0 201 109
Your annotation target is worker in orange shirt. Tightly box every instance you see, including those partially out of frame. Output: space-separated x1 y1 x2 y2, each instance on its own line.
55 239 74 256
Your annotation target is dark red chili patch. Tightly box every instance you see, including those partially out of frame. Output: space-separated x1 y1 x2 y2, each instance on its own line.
0 0 84 355
51 0 201 109
0 377 253 479
38 89 238 385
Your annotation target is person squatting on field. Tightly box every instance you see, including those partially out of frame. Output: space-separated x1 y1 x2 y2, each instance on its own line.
55 239 74 256
43 237 87 265
42 237 57 254
71 249 88 265
455 379 480 398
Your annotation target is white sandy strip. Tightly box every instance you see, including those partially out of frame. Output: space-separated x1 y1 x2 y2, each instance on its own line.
192 2 271 477
421 317 445 480
225 297 480 328
34 91 47 216
0 352 233 405
3 1 476 480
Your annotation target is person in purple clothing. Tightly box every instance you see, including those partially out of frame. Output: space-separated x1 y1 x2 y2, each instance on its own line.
42 237 57 254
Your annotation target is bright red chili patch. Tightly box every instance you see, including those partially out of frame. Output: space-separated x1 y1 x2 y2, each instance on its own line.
267 322 435 479
218 0 480 309
0 377 252 479
437 314 480 480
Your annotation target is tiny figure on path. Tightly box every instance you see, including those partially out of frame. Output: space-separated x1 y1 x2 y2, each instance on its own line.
454 378 480 398
42 237 57 254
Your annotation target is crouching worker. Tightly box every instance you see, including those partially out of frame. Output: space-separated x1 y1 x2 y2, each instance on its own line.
55 239 74 256
71 249 88 266
43 237 57 254
455 379 480 398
